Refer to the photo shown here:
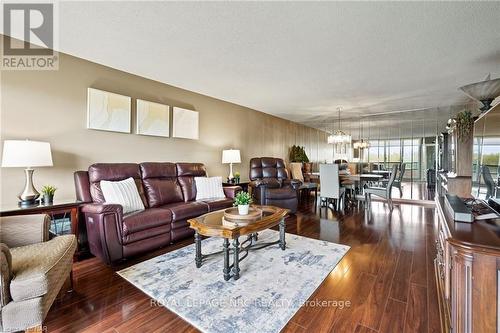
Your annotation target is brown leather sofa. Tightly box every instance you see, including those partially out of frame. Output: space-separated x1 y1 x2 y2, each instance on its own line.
74 162 240 265
249 157 301 213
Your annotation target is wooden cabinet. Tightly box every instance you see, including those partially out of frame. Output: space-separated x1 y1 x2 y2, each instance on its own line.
435 197 500 332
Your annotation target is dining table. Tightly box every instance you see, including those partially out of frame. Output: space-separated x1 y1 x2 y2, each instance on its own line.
310 172 383 201
309 172 383 184
371 170 392 179
345 174 384 182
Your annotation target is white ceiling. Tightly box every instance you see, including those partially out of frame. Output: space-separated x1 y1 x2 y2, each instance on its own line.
8 1 500 133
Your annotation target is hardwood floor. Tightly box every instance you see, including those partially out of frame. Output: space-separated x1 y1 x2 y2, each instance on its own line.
393 181 435 201
46 198 440 333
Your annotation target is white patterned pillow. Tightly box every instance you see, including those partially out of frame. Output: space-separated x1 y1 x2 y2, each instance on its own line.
100 177 145 214
195 176 225 200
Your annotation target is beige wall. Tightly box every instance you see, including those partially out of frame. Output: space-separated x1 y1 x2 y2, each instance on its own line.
1 42 332 205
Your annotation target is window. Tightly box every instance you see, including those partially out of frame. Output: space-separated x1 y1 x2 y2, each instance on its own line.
482 137 500 180
365 137 428 181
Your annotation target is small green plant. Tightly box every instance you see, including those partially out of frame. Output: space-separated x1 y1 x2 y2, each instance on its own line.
289 145 309 163
234 171 241 179
41 185 57 196
234 191 252 206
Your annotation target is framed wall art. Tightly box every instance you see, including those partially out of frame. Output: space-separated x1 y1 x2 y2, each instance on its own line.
87 88 131 133
136 99 170 137
172 107 199 140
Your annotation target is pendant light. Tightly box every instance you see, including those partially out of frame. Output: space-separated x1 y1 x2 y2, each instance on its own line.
353 118 369 149
327 107 351 144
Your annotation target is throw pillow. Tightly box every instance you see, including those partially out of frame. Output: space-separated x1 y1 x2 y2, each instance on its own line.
100 177 145 214
195 176 225 200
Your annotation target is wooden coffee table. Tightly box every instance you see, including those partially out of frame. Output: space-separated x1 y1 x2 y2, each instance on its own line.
187 205 289 281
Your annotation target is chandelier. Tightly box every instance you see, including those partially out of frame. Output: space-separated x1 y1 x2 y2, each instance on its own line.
327 107 351 144
353 140 369 149
353 118 369 149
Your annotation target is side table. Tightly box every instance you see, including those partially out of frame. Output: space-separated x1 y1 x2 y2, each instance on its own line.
0 200 83 261
223 180 250 192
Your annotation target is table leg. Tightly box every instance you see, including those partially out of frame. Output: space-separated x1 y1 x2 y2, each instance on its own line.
195 231 202 268
314 187 318 211
232 238 240 280
70 207 79 261
223 238 230 281
279 218 286 250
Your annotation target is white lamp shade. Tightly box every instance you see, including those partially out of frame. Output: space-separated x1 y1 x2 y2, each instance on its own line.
222 149 241 164
1 140 53 168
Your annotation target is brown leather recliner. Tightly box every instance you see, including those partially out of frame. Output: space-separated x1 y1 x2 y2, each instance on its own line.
248 157 302 213
74 162 240 265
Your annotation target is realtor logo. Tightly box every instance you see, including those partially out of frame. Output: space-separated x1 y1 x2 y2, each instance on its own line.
2 2 58 70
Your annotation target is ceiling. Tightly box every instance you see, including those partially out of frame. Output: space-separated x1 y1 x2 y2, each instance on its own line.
5 1 500 134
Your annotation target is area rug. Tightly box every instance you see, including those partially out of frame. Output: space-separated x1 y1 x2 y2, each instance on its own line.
118 229 349 333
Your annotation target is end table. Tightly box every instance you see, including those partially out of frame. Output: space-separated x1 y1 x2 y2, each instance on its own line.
0 200 83 261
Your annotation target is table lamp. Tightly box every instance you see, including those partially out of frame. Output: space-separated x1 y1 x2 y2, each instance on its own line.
1 140 53 206
222 149 241 181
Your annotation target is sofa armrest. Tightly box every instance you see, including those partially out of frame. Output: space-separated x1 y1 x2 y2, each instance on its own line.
223 186 242 199
0 214 50 248
80 204 124 265
283 179 303 190
248 182 266 205
81 203 123 215
249 180 267 188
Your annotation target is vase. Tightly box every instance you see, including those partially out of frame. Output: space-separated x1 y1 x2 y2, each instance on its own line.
238 204 249 215
43 194 54 204
302 162 313 174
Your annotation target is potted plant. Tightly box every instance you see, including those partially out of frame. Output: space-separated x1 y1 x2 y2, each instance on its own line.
41 185 57 204
234 171 241 183
289 145 312 174
234 191 252 215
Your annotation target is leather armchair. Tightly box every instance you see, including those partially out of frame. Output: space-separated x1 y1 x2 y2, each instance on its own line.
249 157 301 213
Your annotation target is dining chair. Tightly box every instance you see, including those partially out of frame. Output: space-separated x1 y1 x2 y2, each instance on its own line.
289 162 304 181
320 164 346 211
482 165 499 199
365 164 398 212
381 163 405 197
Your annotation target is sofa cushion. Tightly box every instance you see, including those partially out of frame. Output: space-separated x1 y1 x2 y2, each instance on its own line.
143 179 184 207
88 163 148 207
200 198 234 212
265 187 297 200
140 162 177 179
176 163 207 202
1 297 43 332
140 162 184 207
9 235 76 302
122 208 172 236
161 201 208 222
